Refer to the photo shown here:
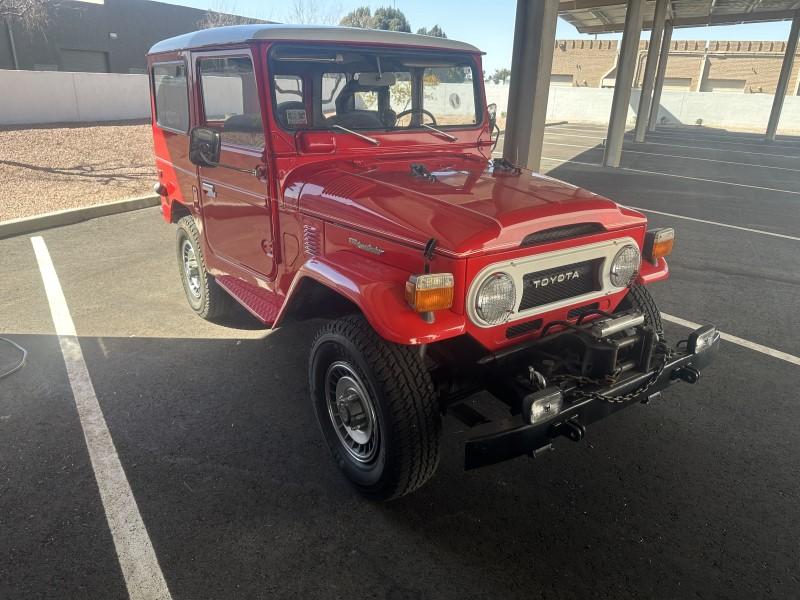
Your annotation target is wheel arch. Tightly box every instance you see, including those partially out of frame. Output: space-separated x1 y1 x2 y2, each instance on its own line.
274 257 466 346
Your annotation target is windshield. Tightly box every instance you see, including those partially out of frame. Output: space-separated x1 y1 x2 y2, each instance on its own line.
268 44 481 132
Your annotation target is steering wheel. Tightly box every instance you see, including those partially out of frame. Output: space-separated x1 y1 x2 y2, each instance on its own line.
395 108 437 127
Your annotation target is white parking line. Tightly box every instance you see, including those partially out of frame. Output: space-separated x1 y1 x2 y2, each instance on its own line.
629 207 800 241
548 124 800 148
630 128 800 149
661 313 800 367
544 130 800 160
539 156 800 196
543 141 800 173
30 236 172 600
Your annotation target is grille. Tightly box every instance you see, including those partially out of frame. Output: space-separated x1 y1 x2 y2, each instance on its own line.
567 302 600 319
506 319 543 339
520 223 604 247
519 258 602 311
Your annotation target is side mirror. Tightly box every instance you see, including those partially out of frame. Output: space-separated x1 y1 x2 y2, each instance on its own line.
487 103 497 130
189 127 221 167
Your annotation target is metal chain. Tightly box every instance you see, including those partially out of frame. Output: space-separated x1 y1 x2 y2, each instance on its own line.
553 339 673 404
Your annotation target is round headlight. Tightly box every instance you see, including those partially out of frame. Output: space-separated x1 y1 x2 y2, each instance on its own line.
475 272 516 325
610 244 640 287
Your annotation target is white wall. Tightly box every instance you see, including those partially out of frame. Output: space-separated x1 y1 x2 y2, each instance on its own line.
0 69 150 125
2 68 798 134
484 83 800 134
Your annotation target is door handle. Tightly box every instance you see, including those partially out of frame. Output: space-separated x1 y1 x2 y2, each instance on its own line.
201 182 216 198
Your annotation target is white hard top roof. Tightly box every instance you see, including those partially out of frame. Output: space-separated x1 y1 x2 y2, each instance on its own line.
148 24 482 55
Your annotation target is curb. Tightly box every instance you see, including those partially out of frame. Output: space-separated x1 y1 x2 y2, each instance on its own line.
0 195 160 240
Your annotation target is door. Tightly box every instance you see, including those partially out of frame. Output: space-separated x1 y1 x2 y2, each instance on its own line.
194 52 274 279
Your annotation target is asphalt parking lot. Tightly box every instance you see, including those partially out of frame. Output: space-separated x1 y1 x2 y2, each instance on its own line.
2 123 799 600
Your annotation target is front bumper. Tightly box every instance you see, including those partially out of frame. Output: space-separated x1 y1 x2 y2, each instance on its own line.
464 325 720 470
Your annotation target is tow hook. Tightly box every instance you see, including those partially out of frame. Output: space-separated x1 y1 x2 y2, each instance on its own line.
672 365 700 384
553 417 586 442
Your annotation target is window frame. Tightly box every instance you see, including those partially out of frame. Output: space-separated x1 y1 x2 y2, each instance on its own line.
195 51 265 150
151 59 190 135
266 43 484 135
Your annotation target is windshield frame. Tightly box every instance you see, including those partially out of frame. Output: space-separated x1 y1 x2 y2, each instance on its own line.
266 42 484 136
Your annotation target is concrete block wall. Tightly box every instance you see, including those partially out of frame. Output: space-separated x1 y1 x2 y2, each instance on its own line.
0 69 150 125
551 39 800 95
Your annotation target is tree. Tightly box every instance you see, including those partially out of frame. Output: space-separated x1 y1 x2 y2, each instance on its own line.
0 0 62 32
491 67 511 84
339 5 371 28
286 0 341 25
416 25 446 38
198 1 264 29
370 6 410 32
340 6 411 32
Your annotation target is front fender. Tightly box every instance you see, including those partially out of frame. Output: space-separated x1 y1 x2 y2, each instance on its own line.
637 257 669 284
276 254 466 345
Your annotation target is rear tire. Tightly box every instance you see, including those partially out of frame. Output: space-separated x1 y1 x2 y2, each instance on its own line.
176 215 232 321
309 315 441 501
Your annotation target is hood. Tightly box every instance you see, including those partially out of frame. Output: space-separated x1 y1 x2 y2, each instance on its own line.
288 155 646 257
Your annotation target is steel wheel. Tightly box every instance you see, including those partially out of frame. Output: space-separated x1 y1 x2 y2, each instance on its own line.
181 238 201 299
325 361 380 463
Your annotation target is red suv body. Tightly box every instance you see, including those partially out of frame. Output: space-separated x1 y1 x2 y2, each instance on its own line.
148 25 718 500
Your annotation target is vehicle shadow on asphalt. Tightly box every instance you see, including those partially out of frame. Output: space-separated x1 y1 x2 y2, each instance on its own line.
3 325 797 599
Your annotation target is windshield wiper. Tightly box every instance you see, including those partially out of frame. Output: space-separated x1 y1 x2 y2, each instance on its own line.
331 125 380 146
422 123 457 142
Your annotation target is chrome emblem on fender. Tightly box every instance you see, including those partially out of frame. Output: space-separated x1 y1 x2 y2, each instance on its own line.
348 237 384 255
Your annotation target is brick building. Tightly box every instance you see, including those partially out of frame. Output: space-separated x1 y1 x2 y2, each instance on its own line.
549 39 800 95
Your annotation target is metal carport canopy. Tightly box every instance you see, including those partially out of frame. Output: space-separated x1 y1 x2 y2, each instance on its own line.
559 0 800 33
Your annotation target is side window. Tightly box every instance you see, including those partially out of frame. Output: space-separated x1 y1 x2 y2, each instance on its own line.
273 74 306 128
321 72 345 119
199 56 263 148
152 62 189 133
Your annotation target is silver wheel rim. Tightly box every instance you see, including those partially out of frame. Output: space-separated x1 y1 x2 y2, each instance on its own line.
181 239 201 299
325 361 379 463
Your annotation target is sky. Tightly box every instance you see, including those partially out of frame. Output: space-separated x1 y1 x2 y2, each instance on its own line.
162 0 794 74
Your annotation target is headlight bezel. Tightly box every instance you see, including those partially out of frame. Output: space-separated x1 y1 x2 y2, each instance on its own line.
609 244 641 288
474 271 516 326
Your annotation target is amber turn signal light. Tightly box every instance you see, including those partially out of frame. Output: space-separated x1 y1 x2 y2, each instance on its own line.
644 228 674 263
405 273 455 312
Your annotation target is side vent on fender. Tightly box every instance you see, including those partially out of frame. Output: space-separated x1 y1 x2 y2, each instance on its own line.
322 175 374 201
303 224 321 257
521 223 604 247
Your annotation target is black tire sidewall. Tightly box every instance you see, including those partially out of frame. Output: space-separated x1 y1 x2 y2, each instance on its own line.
309 332 392 491
176 220 206 313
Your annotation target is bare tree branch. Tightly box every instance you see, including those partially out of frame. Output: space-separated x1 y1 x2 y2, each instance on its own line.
198 1 265 29
0 0 62 32
286 0 341 25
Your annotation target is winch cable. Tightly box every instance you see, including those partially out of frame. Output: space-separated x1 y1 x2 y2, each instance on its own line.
0 337 27 380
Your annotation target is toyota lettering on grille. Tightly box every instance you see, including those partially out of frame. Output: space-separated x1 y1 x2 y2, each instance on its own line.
526 269 581 289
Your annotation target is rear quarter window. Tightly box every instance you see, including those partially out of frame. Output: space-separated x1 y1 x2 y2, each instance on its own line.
152 62 189 133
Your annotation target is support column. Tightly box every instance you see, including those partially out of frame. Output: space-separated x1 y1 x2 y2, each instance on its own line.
503 0 559 172
603 0 644 168
648 20 672 132
766 11 800 142
634 0 668 142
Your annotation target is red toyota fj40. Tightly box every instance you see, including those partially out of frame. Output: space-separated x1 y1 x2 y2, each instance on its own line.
147 25 719 500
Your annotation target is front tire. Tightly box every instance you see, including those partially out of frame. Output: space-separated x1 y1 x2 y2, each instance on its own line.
620 283 663 337
176 215 232 321
309 315 441 500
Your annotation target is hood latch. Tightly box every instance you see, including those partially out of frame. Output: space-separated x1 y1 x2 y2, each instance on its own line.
410 163 437 182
